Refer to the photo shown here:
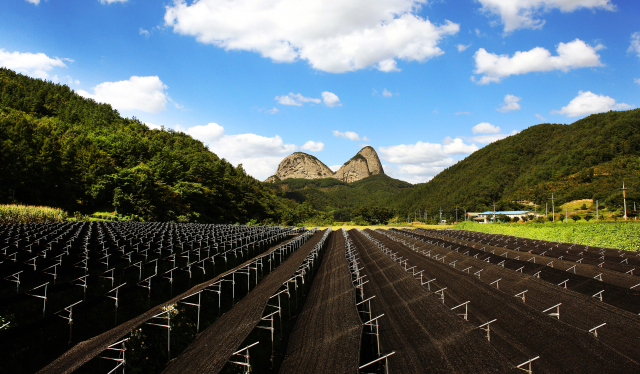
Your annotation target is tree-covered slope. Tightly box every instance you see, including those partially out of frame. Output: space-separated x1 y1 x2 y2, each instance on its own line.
273 174 414 219
386 109 640 217
0 68 298 223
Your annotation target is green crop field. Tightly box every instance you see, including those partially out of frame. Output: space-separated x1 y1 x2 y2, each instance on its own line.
455 221 640 252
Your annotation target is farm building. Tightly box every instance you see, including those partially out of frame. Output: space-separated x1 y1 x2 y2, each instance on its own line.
477 210 538 223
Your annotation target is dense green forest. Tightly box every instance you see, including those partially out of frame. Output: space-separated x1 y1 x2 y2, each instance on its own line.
0 68 318 225
272 174 413 221
384 109 640 219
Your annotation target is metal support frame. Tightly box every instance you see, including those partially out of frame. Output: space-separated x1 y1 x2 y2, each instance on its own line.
99 338 129 374
56 300 82 343
179 291 202 333
451 301 470 320
434 287 446 304
146 306 175 361
5 271 23 293
478 319 497 342
517 356 540 374
490 278 501 290
589 323 606 338
229 341 259 373
592 290 604 302
27 282 48 317
542 303 561 319
515 290 528 303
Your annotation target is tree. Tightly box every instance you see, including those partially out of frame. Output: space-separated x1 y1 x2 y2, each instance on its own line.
351 206 394 225
584 214 593 222
570 214 581 222
559 213 565 222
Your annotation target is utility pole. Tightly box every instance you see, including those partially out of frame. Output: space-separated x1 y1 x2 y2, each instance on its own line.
596 200 599 221
565 205 568 223
549 193 555 222
619 181 629 220
455 207 459 223
493 202 497 223
439 207 443 223
545 202 548 217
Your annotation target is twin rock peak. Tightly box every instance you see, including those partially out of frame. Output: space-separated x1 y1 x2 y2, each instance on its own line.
265 146 384 183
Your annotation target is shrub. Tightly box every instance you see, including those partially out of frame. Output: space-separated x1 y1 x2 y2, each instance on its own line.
570 214 581 222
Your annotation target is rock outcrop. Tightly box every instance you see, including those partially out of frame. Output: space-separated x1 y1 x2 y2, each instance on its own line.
267 152 335 181
265 146 385 183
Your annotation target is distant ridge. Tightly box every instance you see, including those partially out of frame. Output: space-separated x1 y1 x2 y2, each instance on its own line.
265 146 385 183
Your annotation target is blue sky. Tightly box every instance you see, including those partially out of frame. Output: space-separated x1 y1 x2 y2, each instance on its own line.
2 0 639 183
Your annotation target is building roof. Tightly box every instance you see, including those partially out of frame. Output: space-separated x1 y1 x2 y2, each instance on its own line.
478 211 533 216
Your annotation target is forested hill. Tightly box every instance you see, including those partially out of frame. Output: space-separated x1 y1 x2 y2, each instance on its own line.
386 109 640 216
0 68 301 224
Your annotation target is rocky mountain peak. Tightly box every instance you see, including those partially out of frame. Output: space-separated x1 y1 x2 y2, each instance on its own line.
265 147 385 183
265 152 334 183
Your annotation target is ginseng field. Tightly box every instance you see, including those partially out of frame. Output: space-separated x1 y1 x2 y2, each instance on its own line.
1 222 639 373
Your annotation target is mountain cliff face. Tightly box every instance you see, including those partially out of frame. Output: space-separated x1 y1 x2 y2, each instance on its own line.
265 152 335 183
333 146 384 183
265 146 385 183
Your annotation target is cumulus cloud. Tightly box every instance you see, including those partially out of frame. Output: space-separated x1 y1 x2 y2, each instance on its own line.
635 78 640 85
145 123 162 130
497 94 521 112
185 122 225 143
300 141 325 152
478 0 615 32
457 44 471 52
469 130 518 144
100 0 128 4
329 165 341 172
164 0 459 73
140 28 150 38
25 0 40 4
382 89 393 98
322 91 342 107
379 138 479 183
472 39 603 84
472 122 501 134
0 49 69 79
77 76 168 113
199 125 297 180
552 91 632 117
630 32 640 58
275 93 321 106
266 107 279 114
333 130 368 141
535 114 546 121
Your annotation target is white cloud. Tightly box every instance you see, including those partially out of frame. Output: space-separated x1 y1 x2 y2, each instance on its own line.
0 49 69 79
535 114 546 121
77 76 168 113
630 32 640 58
472 39 604 84
266 107 279 114
140 28 150 38
457 44 471 52
469 131 517 144
455 111 471 115
333 130 368 141
185 122 225 143
379 138 478 183
552 91 633 117
329 165 341 172
497 94 521 112
100 0 128 3
322 91 342 107
26 0 40 5
145 123 162 130
472 122 501 134
164 0 459 73
478 0 615 32
379 139 478 165
275 93 321 106
300 141 325 152
382 89 393 98
634 78 640 85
